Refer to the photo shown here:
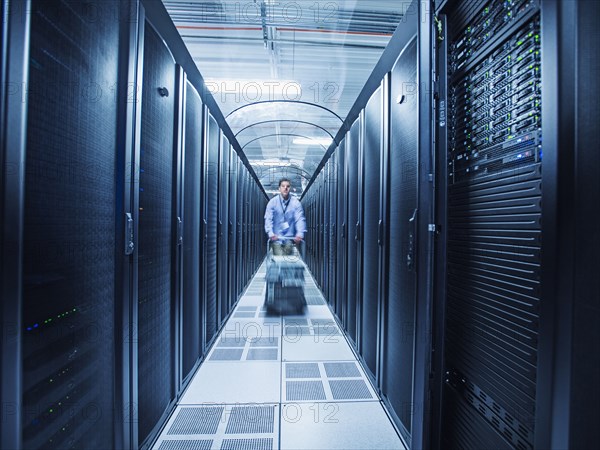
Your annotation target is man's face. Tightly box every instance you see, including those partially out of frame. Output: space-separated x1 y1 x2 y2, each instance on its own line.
279 181 291 199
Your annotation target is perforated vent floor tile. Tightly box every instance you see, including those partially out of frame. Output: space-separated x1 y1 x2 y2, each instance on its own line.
220 438 273 450
234 312 256 318
167 407 224 435
154 404 279 450
305 295 326 305
158 440 213 450
210 349 244 361
285 380 327 401
225 405 275 434
329 380 374 400
285 363 321 379
282 361 377 403
324 362 362 378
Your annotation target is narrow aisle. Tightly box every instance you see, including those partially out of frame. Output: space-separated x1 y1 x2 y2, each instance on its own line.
153 261 404 450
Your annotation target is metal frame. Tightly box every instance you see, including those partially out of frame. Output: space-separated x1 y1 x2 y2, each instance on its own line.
174 64 186 395
377 72 391 390
430 11 448 450
537 0 575 447
113 1 144 447
412 1 435 448
1 1 30 448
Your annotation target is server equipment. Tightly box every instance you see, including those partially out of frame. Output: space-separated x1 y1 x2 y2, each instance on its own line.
438 0 543 448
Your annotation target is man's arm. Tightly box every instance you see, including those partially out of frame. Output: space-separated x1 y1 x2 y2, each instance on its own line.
264 200 276 239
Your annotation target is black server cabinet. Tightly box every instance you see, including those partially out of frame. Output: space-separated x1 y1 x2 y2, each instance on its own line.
137 20 177 445
345 118 361 343
381 38 418 442
20 2 120 448
236 161 244 295
336 140 348 322
328 160 337 308
182 81 203 380
228 149 239 308
361 87 383 377
439 1 544 448
218 134 230 325
204 114 220 343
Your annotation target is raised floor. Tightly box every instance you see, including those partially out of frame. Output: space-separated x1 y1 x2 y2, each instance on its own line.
152 261 405 450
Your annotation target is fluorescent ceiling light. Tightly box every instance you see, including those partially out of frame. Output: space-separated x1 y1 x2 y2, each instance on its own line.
250 159 294 167
292 137 333 146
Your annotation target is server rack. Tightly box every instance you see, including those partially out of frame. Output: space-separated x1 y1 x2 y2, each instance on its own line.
218 134 230 326
345 118 361 344
181 80 203 382
361 86 384 379
335 140 348 323
381 38 420 444
434 0 546 448
21 0 121 445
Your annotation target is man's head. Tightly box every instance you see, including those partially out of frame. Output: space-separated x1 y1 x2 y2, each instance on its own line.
278 178 291 200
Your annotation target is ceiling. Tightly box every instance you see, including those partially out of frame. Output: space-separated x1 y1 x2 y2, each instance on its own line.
163 0 405 196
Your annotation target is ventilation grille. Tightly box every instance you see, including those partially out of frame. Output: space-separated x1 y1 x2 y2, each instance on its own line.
286 381 326 401
324 362 361 378
158 440 213 450
286 363 321 379
329 380 373 400
220 438 273 450
210 349 244 361
224 406 274 434
167 407 223 435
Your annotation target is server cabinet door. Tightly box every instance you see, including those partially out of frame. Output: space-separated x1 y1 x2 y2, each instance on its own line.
205 114 220 343
182 81 203 380
382 38 418 441
336 140 348 322
328 160 337 308
21 2 120 448
228 149 239 308
218 135 230 325
345 118 361 343
440 2 543 448
361 86 383 377
137 20 177 445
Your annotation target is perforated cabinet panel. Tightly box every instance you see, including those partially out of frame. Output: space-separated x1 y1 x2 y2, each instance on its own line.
382 38 418 437
182 82 203 379
361 88 383 376
138 22 176 443
21 1 119 448
442 2 542 448
205 115 220 342
345 119 360 343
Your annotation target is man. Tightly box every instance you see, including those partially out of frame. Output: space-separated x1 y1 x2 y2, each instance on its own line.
264 178 306 255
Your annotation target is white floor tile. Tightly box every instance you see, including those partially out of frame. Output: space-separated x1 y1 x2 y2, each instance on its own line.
180 362 281 404
282 335 356 361
280 402 405 450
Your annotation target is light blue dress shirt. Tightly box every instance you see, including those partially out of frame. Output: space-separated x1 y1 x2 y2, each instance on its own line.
264 194 306 241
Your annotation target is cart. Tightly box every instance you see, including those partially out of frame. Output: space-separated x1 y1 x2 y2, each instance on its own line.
264 237 306 315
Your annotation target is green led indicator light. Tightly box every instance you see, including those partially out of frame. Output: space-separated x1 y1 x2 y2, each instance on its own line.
49 409 54 413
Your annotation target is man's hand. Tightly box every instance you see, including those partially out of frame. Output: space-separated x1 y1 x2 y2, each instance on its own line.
270 235 278 241
293 236 303 244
